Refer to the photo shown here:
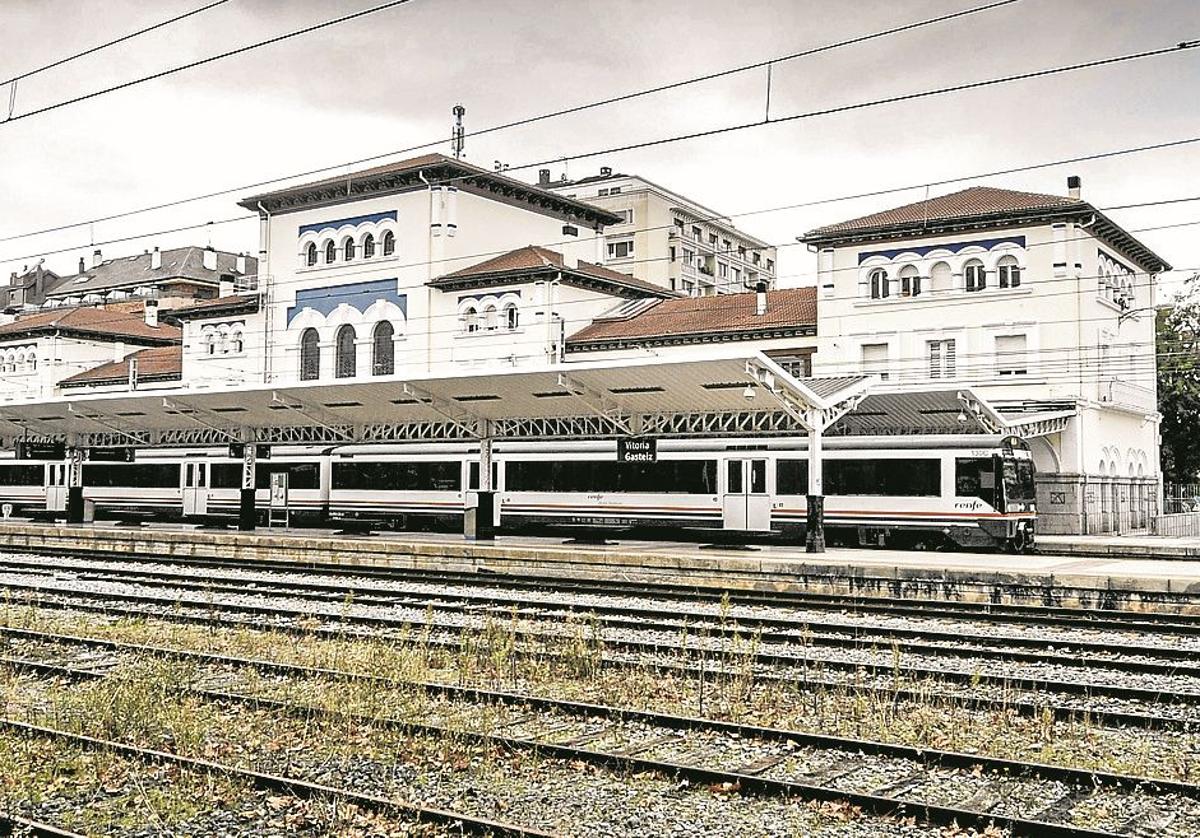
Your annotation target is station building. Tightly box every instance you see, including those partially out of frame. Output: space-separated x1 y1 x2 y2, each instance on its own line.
800 177 1169 534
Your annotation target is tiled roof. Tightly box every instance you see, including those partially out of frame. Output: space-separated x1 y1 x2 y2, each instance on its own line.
805 187 1080 239
45 247 256 298
238 153 623 227
567 286 817 348
168 294 260 319
60 345 181 388
0 302 181 343
432 245 678 299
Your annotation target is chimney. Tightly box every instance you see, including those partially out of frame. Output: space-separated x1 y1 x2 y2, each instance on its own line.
538 169 551 186
143 299 159 328
1067 175 1082 200
218 273 235 297
600 166 612 178
151 247 162 270
78 257 86 274
92 249 102 268
234 252 246 274
202 246 217 271
755 281 768 316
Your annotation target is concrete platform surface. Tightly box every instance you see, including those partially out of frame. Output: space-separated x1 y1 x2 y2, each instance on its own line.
1 520 1200 594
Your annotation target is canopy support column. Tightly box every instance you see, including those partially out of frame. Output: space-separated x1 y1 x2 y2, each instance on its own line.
807 427 825 553
466 419 495 541
66 445 84 524
239 440 257 532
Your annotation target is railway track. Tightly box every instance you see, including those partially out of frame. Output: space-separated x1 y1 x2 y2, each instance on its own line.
5 561 1200 695
0 815 85 838
22 557 1200 673
6 626 1197 837
3 580 1197 731
11 548 1200 624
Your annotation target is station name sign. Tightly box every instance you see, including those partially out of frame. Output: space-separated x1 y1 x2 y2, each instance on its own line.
15 441 65 460
617 437 657 463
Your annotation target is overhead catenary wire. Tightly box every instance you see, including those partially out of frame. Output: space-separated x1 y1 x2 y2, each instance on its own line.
0 0 1022 243
0 0 230 90
0 0 419 126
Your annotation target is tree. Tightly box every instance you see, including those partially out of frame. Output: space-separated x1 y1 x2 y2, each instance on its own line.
1158 274 1200 483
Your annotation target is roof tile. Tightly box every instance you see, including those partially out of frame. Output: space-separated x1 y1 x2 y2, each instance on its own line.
0 303 182 343
59 344 181 387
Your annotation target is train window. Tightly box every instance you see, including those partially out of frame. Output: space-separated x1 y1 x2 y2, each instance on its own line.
776 460 809 495
0 464 42 486
824 458 940 496
82 463 179 488
332 461 462 491
955 457 997 507
506 459 717 494
211 464 241 488
257 463 321 490
726 461 742 494
467 461 499 491
749 460 766 494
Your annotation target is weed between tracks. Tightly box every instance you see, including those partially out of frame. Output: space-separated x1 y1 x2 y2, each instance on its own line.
2 602 1198 790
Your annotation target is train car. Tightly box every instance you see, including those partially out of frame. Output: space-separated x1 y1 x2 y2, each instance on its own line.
0 433 1036 551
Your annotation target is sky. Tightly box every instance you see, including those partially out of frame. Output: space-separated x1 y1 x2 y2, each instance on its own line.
1 0 1198 298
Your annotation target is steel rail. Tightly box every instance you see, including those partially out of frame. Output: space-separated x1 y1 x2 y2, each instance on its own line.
0 815 86 838
14 548 1200 628
5 578 1198 705
0 717 555 838
4 588 1189 731
5 653 1165 838
26 559 1200 675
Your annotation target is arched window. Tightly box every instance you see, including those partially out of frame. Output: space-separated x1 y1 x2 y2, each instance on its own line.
306 243 318 267
504 302 519 330
997 255 1021 289
868 268 888 300
929 261 952 294
483 305 499 331
232 331 244 354
964 259 986 292
899 265 921 297
343 236 356 261
324 240 336 265
363 234 375 259
28 354 35 372
462 306 479 334
335 324 356 378
15 353 24 371
300 328 320 381
382 231 395 256
372 321 394 376
204 331 216 356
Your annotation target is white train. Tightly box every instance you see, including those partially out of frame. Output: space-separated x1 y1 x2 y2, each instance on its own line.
0 434 1037 551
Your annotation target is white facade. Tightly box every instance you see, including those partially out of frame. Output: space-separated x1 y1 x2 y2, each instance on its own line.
806 184 1166 533
544 170 777 297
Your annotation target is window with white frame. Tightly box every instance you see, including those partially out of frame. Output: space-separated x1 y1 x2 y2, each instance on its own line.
868 268 889 300
861 343 889 380
928 338 957 379
995 334 1028 376
363 234 375 259
324 240 336 264
504 302 519 330
343 237 356 261
382 231 395 256
899 264 921 297
607 239 634 259
462 306 479 334
614 208 634 224
997 255 1021 288
299 329 320 381
305 243 318 267
929 261 952 294
964 260 986 293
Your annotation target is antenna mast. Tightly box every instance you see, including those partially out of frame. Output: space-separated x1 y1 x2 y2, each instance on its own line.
451 104 465 159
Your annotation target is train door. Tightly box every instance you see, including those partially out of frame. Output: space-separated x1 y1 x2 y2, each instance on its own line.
45 463 66 512
722 458 771 531
181 462 209 517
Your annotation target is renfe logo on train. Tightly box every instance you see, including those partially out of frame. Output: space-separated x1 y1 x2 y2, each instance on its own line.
617 438 657 463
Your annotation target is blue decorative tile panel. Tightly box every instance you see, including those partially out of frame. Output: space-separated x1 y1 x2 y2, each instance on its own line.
287 279 406 325
299 211 397 237
858 236 1025 264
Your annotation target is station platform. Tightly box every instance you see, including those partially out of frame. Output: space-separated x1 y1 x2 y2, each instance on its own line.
2 520 1200 596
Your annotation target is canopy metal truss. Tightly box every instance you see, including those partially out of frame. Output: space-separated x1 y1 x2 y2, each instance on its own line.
1004 410 1075 439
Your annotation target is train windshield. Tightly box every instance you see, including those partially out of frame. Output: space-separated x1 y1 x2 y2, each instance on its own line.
1000 451 1037 509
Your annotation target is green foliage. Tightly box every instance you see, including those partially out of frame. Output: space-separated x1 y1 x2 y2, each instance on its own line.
1158 277 1200 482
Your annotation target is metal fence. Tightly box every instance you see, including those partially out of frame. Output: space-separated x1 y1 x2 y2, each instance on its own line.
1163 483 1200 515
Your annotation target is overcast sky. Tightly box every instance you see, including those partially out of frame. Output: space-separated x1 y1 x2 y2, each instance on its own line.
2 0 1198 297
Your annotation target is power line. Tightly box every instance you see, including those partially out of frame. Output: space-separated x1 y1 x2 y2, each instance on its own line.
1 0 230 89
1 0 419 126
0 0 1022 243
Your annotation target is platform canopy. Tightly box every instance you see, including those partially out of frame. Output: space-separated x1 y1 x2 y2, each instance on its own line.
0 350 875 449
825 388 1073 438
